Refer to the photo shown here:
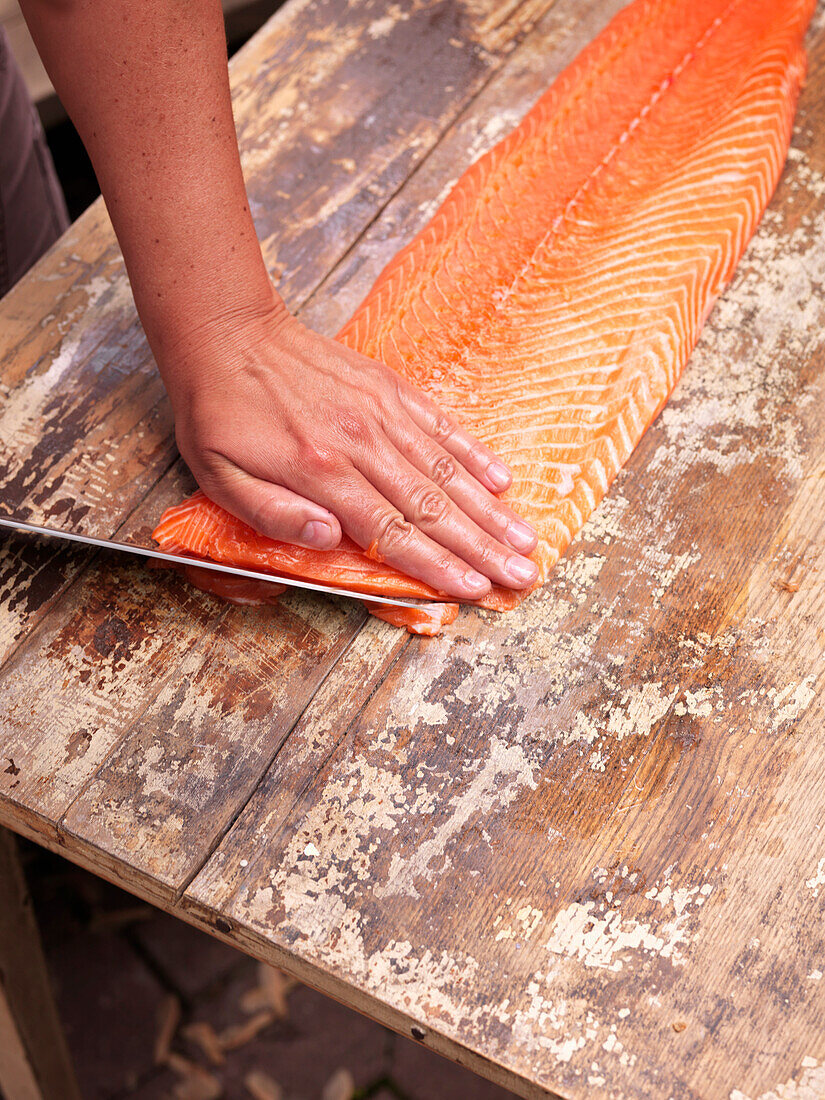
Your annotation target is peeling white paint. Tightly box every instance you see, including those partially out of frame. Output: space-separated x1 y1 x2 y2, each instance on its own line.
560 551 606 594
674 686 722 718
565 680 679 751
377 736 537 899
0 274 128 487
731 1057 825 1100
772 678 817 727
652 549 701 604
493 899 544 943
805 858 825 899
545 870 712 970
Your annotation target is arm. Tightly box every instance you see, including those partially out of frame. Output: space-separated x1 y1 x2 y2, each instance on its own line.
20 0 539 599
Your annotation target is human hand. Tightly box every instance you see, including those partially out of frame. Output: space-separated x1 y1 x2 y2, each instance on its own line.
163 297 539 601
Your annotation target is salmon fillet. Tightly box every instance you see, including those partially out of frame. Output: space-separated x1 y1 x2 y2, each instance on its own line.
154 0 814 634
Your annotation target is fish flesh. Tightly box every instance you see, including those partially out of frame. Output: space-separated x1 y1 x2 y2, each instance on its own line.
154 0 813 633
153 490 476 633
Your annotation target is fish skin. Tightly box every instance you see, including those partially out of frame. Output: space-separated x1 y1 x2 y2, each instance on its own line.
154 0 814 634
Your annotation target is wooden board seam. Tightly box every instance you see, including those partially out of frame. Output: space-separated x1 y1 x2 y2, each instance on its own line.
4 0 559 882
169 624 414 905
296 0 555 324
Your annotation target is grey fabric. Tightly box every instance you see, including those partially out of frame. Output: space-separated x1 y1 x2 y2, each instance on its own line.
0 27 68 298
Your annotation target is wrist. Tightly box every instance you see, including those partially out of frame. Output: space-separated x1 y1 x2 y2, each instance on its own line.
144 271 290 396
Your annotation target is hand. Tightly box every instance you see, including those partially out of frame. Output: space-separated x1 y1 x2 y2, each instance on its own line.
163 296 539 601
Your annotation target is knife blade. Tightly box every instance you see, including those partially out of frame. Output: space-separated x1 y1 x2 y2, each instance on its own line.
0 515 426 608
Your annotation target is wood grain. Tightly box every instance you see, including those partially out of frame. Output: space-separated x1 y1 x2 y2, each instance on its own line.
0 829 81 1100
1 0 824 1098
184 8 825 1100
0 0 553 666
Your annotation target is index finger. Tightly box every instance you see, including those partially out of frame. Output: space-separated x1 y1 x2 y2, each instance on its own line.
396 383 516 495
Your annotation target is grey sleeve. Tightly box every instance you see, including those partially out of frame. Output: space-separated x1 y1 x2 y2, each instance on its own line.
0 27 69 299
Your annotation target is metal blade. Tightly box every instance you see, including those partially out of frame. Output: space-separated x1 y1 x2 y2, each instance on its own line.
0 515 427 608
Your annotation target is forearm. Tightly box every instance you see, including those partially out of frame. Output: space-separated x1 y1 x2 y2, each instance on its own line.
18 0 277 369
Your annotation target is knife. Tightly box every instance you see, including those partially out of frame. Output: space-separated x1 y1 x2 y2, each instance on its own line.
0 515 424 608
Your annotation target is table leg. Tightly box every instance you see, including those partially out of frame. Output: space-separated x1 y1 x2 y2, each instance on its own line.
0 828 81 1100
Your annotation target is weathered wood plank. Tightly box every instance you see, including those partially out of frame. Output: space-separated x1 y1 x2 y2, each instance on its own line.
58 593 366 906
51 0 621 906
0 0 554 665
0 0 556 896
182 11 825 1100
48 466 404 900
0 460 368 899
0 216 172 666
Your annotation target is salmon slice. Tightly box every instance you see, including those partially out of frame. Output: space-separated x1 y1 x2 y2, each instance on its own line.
152 490 512 633
154 0 813 633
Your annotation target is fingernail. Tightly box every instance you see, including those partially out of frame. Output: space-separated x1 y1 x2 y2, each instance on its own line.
300 520 335 548
506 556 539 584
486 461 511 491
463 569 491 595
506 519 537 552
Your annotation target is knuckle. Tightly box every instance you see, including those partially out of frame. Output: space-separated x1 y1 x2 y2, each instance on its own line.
374 511 416 556
390 375 407 403
431 413 455 445
312 446 342 475
333 409 375 448
429 547 460 579
473 539 498 569
465 440 488 468
412 488 450 526
292 438 341 476
431 454 458 487
376 372 398 401
475 494 503 527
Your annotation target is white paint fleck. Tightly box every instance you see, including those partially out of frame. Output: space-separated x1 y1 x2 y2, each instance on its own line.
773 677 817 727
377 736 537 899
674 686 720 718
805 858 825 899
494 902 544 943
566 680 679 751
652 549 701 604
560 551 606 594
545 870 712 970
730 1056 825 1100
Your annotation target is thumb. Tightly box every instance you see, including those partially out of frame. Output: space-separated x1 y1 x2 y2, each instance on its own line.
201 465 342 550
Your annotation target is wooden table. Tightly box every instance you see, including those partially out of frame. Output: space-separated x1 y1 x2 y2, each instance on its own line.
2 1 825 1096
